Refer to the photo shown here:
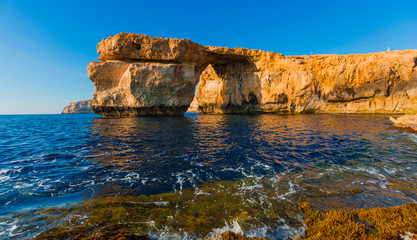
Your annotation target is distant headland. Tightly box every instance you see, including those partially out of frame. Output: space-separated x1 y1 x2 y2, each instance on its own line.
87 33 417 117
62 99 93 114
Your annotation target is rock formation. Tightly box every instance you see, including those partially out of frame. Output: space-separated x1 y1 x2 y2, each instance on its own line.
88 33 417 117
187 97 199 112
390 115 417 133
62 99 94 114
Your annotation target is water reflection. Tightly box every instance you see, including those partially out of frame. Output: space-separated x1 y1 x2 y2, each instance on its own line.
2 114 417 239
87 114 409 199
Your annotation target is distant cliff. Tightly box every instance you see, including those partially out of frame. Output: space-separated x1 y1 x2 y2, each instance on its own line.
87 33 417 117
62 100 94 114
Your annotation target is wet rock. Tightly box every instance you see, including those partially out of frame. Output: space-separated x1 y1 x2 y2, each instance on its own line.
299 202 417 240
390 115 417 133
213 231 269 240
82 232 151 240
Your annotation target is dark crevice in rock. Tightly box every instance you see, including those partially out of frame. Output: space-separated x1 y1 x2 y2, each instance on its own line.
327 96 375 103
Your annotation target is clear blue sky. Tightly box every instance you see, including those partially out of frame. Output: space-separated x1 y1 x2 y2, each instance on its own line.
1 0 416 114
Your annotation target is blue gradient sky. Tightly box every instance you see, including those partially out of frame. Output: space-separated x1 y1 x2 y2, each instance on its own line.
1 0 416 114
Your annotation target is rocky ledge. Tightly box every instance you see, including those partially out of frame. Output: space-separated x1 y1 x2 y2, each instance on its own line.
390 115 417 133
88 33 417 117
62 99 93 114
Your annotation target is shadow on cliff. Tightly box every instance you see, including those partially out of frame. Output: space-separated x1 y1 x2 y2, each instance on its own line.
194 58 262 114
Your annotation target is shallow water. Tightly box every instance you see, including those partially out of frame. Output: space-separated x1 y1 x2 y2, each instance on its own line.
0 114 416 239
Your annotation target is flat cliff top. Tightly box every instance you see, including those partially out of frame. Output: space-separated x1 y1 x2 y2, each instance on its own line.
96 32 417 66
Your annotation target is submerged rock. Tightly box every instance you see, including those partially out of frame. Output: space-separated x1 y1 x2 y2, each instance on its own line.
62 99 93 114
88 33 417 117
214 231 268 240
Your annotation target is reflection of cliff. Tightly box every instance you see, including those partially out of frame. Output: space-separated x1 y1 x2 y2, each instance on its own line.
62 99 93 114
88 33 417 117
89 117 200 196
88 114 391 198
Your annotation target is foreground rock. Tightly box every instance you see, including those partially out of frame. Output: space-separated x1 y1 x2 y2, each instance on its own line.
88 33 417 117
390 115 417 133
62 99 93 114
299 202 417 240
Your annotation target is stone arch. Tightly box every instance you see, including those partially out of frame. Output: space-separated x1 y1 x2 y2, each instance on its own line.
88 33 260 117
194 59 262 114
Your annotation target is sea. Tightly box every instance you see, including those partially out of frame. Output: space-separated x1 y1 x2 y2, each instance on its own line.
0 113 416 239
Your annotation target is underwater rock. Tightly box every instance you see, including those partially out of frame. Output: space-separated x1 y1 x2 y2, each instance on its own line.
88 33 417 117
61 99 93 114
213 231 268 240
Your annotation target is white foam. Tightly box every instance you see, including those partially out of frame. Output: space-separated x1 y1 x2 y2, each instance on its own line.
278 181 297 200
400 231 416 240
0 220 19 237
209 220 244 237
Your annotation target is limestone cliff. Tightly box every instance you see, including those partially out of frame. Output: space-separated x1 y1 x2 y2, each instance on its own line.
187 97 199 112
62 100 94 114
88 33 417 117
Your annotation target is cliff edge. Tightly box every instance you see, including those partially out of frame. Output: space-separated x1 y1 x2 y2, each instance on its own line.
62 100 94 114
88 33 417 117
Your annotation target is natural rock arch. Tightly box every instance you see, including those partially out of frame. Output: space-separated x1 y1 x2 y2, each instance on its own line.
88 33 417 117
87 33 261 117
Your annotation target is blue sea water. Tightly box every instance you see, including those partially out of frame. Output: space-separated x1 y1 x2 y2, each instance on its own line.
0 113 416 239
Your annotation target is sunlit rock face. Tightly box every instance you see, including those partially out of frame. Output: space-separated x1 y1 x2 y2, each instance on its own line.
88 33 417 117
390 114 417 133
88 61 201 117
197 48 417 114
62 99 93 114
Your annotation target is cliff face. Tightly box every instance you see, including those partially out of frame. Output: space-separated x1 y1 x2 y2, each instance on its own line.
88 33 417 117
187 97 199 112
197 49 417 114
62 100 94 114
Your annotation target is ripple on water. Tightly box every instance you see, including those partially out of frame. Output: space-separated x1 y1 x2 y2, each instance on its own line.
0 114 417 239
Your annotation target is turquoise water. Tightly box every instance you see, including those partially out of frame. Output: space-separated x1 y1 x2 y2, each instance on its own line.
0 114 416 239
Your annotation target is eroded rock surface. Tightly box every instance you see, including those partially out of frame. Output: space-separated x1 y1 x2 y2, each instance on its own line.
390 115 417 133
88 33 417 117
62 99 93 114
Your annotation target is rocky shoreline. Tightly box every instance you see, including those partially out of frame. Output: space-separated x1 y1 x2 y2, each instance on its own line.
390 115 417 133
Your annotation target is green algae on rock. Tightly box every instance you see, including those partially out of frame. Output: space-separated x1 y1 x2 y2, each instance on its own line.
25 153 417 240
34 178 305 239
32 163 417 239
